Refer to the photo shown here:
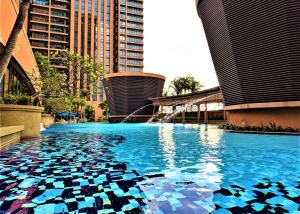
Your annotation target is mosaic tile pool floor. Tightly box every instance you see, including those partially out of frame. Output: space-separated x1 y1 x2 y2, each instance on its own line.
0 123 299 213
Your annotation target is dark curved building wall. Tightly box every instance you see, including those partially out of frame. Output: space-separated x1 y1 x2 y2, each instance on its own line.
105 73 165 116
196 0 300 106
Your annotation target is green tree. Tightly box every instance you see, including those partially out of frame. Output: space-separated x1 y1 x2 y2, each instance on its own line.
85 105 95 121
50 50 103 97
186 76 203 93
0 0 31 80
80 89 91 100
99 100 109 117
169 75 203 95
34 52 67 98
32 50 104 117
29 52 67 108
169 77 184 95
44 97 72 116
78 98 86 119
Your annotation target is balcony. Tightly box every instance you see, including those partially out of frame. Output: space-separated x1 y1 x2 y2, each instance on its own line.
31 16 49 23
32 2 49 8
51 10 67 17
31 46 49 51
30 24 49 32
31 8 49 15
51 4 68 11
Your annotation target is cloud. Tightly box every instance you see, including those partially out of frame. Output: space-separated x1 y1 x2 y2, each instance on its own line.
144 0 219 89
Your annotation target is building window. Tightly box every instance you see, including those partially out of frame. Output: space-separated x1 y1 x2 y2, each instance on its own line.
0 66 30 96
32 0 49 5
93 82 97 101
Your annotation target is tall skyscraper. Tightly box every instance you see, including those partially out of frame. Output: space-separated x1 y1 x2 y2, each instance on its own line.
27 0 144 117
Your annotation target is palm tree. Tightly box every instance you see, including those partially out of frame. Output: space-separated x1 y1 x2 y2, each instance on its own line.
72 98 81 113
169 75 203 95
170 77 184 95
0 0 31 80
80 89 90 100
78 98 86 119
186 76 203 93
99 100 109 117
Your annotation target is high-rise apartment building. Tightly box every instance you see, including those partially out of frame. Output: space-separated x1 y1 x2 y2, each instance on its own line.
27 0 70 60
27 0 144 117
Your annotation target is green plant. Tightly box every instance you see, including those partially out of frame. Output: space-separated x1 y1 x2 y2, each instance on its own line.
169 75 203 95
219 122 299 133
34 52 67 97
85 105 95 122
2 94 33 105
80 89 91 99
99 100 109 117
44 97 73 115
50 50 103 97
98 115 108 122
0 97 3 104
78 117 88 123
2 94 17 104
17 95 34 105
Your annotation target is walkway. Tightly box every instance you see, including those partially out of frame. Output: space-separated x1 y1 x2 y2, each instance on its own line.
149 87 224 123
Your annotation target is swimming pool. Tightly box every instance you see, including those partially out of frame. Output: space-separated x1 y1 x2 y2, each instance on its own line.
0 123 299 213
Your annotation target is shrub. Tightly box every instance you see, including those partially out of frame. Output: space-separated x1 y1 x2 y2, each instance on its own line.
2 94 33 105
85 105 95 122
219 122 299 133
17 95 34 105
78 117 88 123
44 97 73 115
98 115 108 122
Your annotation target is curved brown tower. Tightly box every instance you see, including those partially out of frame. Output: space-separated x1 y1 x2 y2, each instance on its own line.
196 0 300 129
104 72 165 122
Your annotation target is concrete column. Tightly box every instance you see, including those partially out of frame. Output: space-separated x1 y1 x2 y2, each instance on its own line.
172 106 176 123
197 104 201 123
204 102 208 124
223 110 227 122
182 106 186 123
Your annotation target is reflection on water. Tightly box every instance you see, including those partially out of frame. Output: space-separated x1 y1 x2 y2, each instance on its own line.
158 124 176 169
1 123 298 213
135 124 224 213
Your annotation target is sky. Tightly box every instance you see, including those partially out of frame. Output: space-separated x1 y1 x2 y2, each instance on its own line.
143 0 219 90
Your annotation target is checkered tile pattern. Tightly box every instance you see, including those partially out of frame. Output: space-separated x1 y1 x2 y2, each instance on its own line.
0 131 299 213
0 133 146 213
212 179 300 213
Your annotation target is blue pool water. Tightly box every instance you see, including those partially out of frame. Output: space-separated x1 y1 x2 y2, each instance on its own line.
0 123 299 213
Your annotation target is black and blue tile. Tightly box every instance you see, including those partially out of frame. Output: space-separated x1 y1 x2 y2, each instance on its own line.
0 132 299 213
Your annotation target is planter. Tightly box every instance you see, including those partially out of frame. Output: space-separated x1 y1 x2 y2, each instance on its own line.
41 114 55 128
0 104 44 138
0 125 24 150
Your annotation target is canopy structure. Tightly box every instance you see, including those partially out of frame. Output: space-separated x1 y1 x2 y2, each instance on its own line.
149 87 225 123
